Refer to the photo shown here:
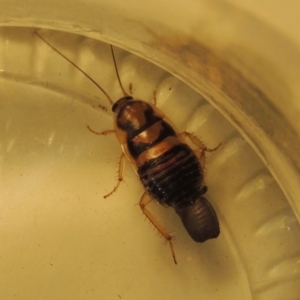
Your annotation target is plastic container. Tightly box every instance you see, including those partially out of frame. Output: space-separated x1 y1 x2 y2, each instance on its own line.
1 1 300 299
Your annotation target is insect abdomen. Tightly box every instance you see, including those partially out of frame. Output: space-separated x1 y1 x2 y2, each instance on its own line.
138 143 203 206
138 142 220 242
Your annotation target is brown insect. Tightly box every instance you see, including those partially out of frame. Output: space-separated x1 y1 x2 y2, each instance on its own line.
35 31 221 264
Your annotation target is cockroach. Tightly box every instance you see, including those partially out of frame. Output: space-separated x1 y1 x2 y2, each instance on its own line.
35 31 221 264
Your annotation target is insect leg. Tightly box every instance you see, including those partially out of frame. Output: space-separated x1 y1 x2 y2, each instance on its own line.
180 132 221 152
87 126 115 136
179 131 221 168
103 153 126 198
139 193 177 264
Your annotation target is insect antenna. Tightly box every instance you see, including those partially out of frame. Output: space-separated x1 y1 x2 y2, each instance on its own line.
34 31 114 106
110 45 128 96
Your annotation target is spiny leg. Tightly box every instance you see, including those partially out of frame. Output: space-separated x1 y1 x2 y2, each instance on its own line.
194 148 206 168
179 131 221 168
86 124 124 197
95 104 108 112
86 126 125 198
139 193 177 264
103 153 126 198
180 131 221 152
87 126 115 136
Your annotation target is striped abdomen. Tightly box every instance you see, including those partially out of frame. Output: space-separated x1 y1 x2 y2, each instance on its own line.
134 128 220 242
138 143 203 207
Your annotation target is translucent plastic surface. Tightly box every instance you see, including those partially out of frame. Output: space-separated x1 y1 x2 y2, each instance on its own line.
1 27 300 300
1 0 299 222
